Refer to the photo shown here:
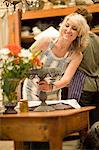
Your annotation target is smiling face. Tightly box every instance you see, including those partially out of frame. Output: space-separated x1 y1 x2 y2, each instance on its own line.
60 19 79 42
59 13 90 50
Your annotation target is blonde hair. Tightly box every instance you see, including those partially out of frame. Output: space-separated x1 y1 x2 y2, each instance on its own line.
59 13 90 51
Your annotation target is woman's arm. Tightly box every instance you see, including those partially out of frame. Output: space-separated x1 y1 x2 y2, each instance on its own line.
29 36 51 53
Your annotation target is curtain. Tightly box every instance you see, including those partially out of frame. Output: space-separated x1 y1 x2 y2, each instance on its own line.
0 11 9 49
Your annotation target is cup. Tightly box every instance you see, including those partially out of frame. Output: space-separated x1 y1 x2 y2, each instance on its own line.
19 99 29 112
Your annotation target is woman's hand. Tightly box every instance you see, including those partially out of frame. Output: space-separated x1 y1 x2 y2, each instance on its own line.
38 80 53 92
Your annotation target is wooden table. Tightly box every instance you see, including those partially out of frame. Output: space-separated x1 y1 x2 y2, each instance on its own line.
0 106 95 150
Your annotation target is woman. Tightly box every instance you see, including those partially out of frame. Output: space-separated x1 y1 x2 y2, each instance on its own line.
22 13 90 102
22 13 90 150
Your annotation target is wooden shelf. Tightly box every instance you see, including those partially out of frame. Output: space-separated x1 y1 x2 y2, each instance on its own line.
91 28 99 33
21 35 34 39
21 4 99 20
20 3 99 44
8 4 99 45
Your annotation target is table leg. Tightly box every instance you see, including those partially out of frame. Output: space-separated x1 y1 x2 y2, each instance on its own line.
14 141 24 150
49 119 63 150
49 137 63 150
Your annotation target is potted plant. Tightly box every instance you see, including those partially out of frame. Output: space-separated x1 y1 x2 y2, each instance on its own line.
0 44 42 114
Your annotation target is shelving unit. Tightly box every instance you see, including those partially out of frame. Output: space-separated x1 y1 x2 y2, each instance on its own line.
21 3 99 20
8 3 99 47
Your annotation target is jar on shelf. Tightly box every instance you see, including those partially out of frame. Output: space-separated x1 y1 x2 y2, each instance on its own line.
29 0 45 10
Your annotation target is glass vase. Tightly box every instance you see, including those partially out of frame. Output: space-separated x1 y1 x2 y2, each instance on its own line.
2 78 20 114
